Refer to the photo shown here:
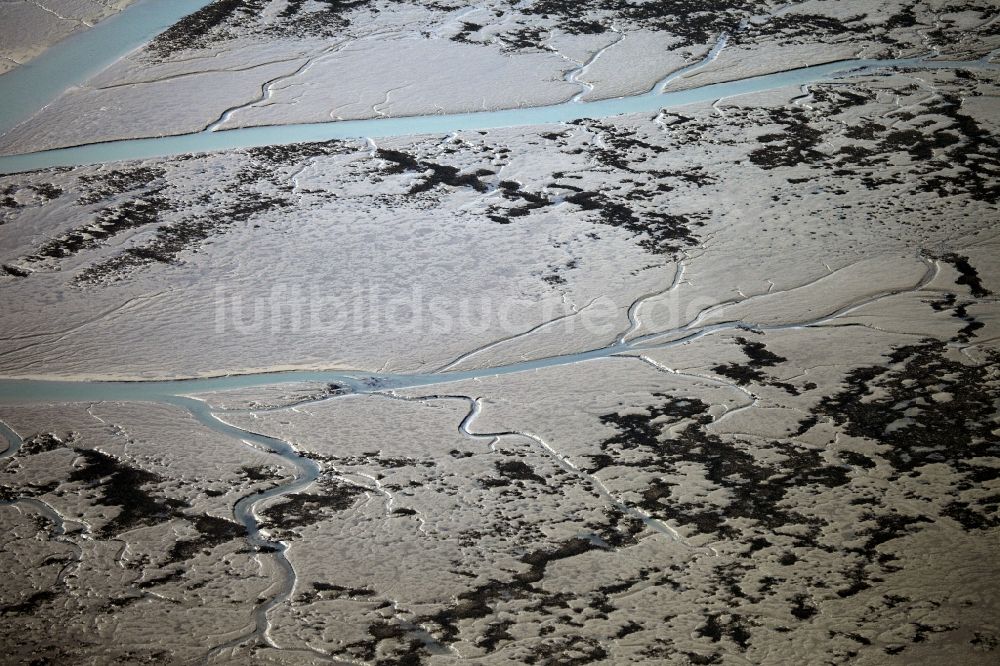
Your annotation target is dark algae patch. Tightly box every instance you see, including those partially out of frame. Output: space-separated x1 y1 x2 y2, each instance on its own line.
589 331 1000 651
168 514 247 560
259 480 366 535
28 195 172 264
377 148 492 194
68 448 186 539
938 252 991 298
712 336 803 395
495 460 547 485
597 395 850 539
811 340 1000 529
520 0 772 46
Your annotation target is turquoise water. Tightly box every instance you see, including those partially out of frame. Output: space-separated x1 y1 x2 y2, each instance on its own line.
0 0 993 177
0 256 943 404
0 345 620 404
0 419 21 456
0 0 214 138
0 1 986 395
3 56 997 174
1 3 989 646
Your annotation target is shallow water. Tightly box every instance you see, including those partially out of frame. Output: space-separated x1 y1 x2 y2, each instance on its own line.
1 55 996 174
0 0 215 138
0 418 22 457
0 0 994 174
0 5 991 654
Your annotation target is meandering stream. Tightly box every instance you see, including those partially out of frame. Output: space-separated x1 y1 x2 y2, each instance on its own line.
0 254 955 655
0 0 995 658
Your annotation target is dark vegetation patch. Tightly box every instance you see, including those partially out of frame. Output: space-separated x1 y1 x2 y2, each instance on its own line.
275 0 383 37
499 1 992 57
77 167 166 205
750 85 1000 204
590 340 1000 641
712 336 801 395
26 195 172 265
377 148 492 194
297 581 376 604
560 119 713 253
76 192 288 283
240 465 277 481
477 620 514 652
487 179 549 223
18 433 67 456
413 537 605 648
148 0 269 55
596 395 850 539
927 292 984 344
68 448 186 539
811 340 1000 531
244 140 343 166
451 21 484 44
498 25 551 51
790 593 819 620
13 437 249 562
520 0 770 47
0 185 19 210
737 12 869 45
589 506 646 549
696 613 753 650
495 460 547 484
563 190 701 255
0 182 63 211
57 144 349 284
148 0 433 54
523 635 608 665
168 514 246 560
5 166 173 277
749 107 826 169
938 252 990 298
259 481 366 534
1 264 29 277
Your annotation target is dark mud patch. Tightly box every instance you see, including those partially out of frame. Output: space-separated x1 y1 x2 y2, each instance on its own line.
0 590 59 617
